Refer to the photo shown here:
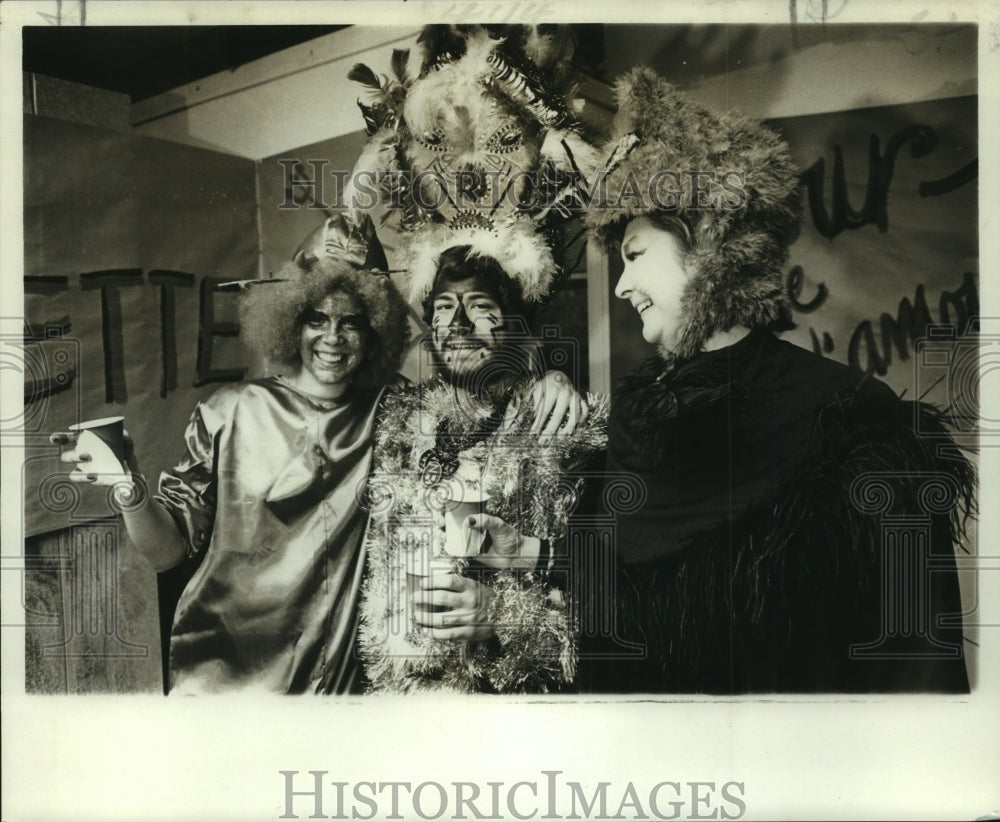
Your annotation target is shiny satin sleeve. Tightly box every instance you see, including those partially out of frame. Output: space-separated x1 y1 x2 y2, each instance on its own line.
154 392 228 558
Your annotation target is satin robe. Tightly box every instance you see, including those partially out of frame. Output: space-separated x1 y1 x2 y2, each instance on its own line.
155 376 384 694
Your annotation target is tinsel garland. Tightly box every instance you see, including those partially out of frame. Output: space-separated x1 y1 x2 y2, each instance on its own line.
358 377 608 693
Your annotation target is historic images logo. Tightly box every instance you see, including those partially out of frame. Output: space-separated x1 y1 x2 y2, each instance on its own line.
278 161 749 217
279 770 747 821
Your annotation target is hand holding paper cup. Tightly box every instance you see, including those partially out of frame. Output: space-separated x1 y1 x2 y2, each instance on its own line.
399 527 446 630
441 459 490 557
52 416 133 485
443 500 490 557
464 514 523 566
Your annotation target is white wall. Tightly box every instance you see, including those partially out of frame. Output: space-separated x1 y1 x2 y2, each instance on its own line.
132 24 976 159
600 24 976 119
132 26 421 159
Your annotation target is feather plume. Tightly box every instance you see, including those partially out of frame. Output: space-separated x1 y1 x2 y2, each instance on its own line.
522 24 575 70
390 48 410 85
417 25 471 75
347 62 381 90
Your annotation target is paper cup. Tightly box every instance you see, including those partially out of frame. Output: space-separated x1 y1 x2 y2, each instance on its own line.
68 416 129 479
398 525 447 631
443 499 488 557
440 458 489 557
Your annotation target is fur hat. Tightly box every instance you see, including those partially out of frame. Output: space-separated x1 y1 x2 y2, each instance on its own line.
586 67 803 362
403 216 559 305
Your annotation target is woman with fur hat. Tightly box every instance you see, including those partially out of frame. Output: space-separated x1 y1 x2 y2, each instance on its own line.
582 68 973 693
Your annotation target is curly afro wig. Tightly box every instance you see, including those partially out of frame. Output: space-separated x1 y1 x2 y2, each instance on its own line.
239 257 411 389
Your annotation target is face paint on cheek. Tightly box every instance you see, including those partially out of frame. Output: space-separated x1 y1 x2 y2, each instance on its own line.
486 320 503 346
431 312 450 347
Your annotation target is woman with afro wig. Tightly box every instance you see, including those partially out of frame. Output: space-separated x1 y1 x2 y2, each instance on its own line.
62 256 412 694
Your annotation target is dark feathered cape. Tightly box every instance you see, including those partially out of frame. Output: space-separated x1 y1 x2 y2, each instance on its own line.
580 331 974 693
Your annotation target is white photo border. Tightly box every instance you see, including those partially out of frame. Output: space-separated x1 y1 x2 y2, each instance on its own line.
2 2 998 820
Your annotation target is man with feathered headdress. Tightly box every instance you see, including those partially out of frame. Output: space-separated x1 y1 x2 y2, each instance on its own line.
357 241 607 694
581 67 974 693
345 25 609 692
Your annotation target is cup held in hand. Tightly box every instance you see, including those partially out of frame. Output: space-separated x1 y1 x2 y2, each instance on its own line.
67 416 130 482
443 500 488 557
441 458 490 557
399 525 447 631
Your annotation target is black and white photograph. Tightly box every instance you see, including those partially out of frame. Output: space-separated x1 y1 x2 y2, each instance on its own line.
2 1 998 819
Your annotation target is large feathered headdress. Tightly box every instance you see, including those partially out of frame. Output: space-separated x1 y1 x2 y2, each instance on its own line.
586 67 803 362
344 24 601 306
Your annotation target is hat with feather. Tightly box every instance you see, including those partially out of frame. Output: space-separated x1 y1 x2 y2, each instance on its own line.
586 66 803 362
343 24 601 306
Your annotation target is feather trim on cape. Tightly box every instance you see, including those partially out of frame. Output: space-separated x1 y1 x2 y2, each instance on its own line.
599 364 975 693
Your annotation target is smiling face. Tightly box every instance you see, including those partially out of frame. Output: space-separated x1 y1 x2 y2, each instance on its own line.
430 272 508 380
292 290 369 399
616 216 690 353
